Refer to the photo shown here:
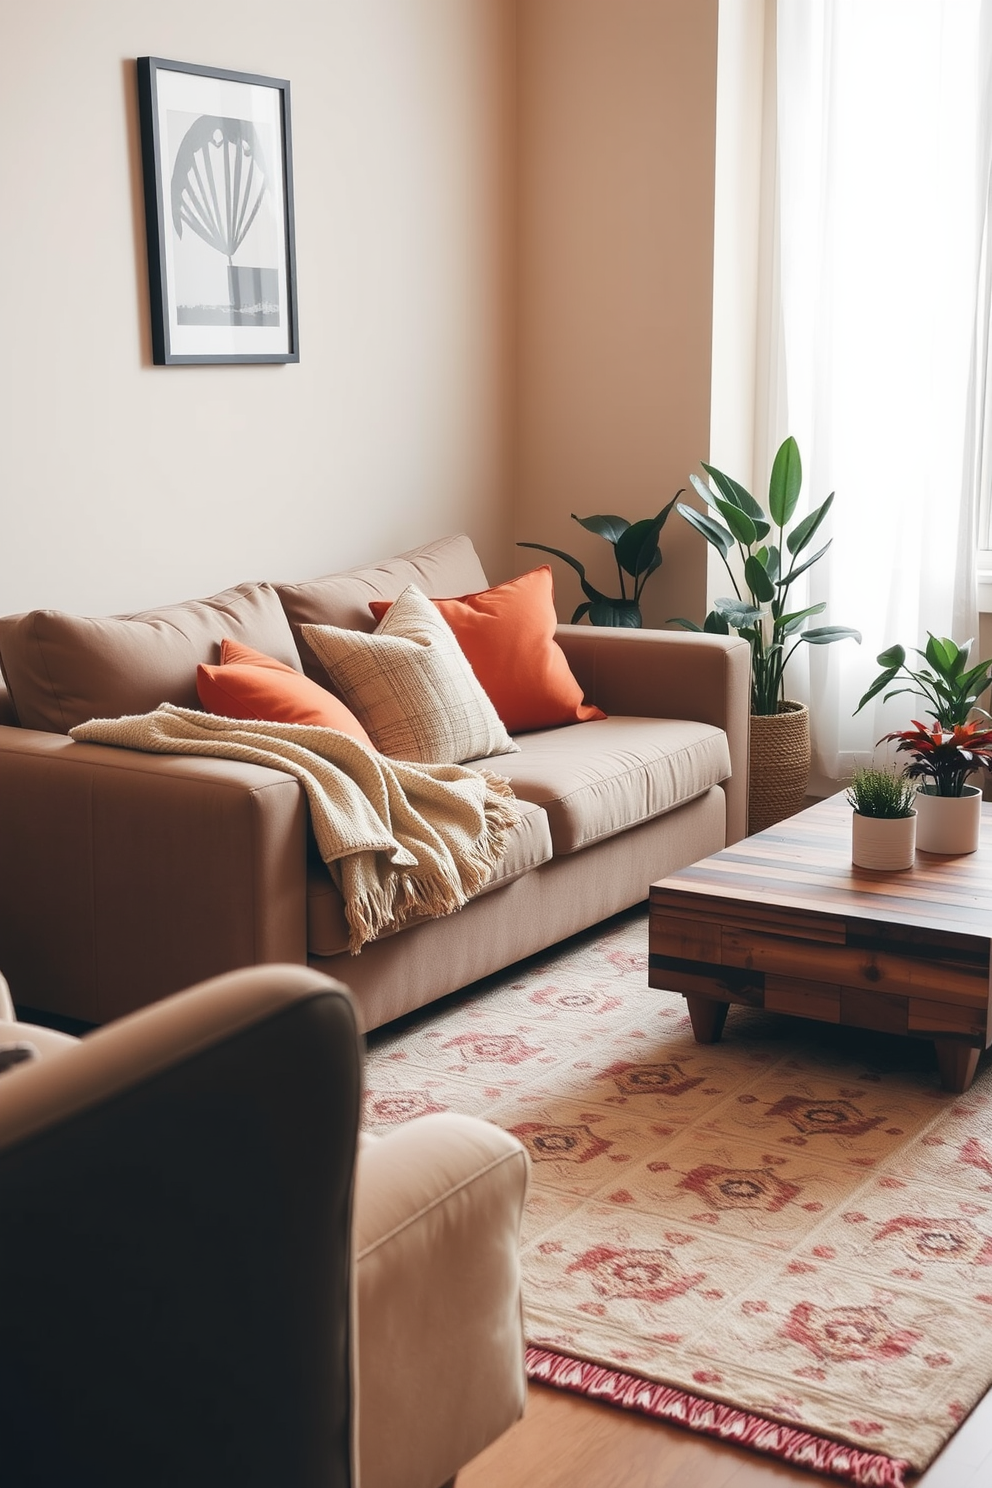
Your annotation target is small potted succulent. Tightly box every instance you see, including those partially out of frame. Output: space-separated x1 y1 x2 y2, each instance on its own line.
856 634 992 854
846 766 917 871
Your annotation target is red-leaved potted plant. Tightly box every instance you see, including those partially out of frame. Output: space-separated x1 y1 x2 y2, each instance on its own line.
883 719 992 797
881 719 992 854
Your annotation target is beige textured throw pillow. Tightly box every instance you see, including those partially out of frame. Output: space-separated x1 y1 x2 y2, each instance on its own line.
301 585 519 764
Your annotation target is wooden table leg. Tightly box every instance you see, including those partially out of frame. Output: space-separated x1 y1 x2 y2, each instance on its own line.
934 1040 981 1094
685 995 729 1044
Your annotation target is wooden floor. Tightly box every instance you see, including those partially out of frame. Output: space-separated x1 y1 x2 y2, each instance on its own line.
459 1378 992 1487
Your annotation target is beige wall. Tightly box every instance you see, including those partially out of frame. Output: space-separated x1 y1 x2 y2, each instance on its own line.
1 1 721 627
0 0 514 616
514 0 719 629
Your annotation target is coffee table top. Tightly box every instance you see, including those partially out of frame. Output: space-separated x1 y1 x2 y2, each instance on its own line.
652 791 992 946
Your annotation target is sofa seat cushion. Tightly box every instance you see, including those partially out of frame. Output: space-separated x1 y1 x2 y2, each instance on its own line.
480 716 732 855
307 797 552 958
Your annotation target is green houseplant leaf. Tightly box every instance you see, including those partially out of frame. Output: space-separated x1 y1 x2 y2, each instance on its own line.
675 502 734 560
713 596 761 630
700 463 755 515
925 634 962 677
801 625 862 644
518 494 680 627
786 493 834 556
768 435 802 527
778 601 826 635
588 598 642 627
744 554 776 604
672 436 860 714
715 500 758 547
703 610 731 634
572 514 630 544
855 634 992 729
516 541 589 582
615 498 678 582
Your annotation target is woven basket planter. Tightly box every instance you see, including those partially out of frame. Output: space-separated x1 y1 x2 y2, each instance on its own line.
747 701 811 836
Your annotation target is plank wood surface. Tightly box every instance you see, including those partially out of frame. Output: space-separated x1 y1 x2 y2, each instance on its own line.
652 792 992 937
649 793 992 1089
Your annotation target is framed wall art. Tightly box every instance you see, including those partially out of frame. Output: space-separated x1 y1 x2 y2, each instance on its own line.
136 57 299 365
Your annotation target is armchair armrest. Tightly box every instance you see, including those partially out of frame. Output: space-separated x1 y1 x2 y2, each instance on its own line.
556 625 751 844
0 726 309 1023
355 1113 529 1488
0 965 362 1488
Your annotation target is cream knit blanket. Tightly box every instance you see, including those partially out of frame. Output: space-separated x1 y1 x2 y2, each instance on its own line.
70 704 520 954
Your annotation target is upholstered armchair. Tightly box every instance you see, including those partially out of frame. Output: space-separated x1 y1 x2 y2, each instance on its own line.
0 965 529 1488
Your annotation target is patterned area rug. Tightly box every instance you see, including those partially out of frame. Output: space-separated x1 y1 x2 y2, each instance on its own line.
363 907 992 1486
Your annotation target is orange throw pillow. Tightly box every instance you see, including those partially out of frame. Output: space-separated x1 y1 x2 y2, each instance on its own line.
218 638 300 671
369 567 606 734
197 640 375 747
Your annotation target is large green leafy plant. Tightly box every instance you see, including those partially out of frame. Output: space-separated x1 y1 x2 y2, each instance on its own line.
855 634 992 728
518 496 679 628
671 437 861 714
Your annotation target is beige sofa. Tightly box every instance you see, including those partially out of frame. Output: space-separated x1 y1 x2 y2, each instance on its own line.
0 535 750 1030
0 963 529 1488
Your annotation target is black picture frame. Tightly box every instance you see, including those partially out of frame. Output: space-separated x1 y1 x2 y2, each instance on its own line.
136 57 299 365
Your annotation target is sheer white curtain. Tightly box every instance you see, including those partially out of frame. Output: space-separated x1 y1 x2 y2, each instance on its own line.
768 0 992 786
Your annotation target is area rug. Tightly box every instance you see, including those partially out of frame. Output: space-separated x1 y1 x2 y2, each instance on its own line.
363 907 992 1485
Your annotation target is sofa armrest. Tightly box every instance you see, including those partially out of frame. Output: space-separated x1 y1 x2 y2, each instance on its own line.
355 1113 529 1488
556 625 751 844
0 726 309 1023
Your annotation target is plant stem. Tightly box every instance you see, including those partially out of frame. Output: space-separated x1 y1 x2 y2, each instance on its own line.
615 552 627 601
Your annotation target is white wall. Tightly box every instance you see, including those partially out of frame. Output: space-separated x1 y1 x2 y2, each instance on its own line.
0 0 514 615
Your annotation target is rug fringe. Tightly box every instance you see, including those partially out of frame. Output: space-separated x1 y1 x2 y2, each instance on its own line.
525 1347 911 1488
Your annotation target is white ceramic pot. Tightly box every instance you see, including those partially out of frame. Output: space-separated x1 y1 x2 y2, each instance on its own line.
851 810 916 871
914 784 982 855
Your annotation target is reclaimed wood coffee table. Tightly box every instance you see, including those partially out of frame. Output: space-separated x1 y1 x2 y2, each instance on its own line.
649 791 992 1093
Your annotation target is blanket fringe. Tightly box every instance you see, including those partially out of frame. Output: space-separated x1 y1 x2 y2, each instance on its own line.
525 1348 911 1487
460 774 521 893
344 774 521 953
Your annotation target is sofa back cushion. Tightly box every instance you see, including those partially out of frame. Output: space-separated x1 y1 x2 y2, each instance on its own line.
0 583 301 734
275 534 489 684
